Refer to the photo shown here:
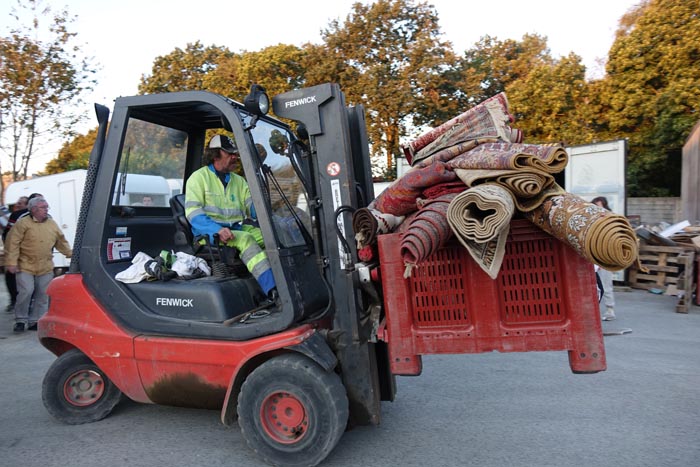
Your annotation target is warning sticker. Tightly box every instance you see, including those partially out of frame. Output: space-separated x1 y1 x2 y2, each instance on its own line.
107 237 132 261
327 162 341 177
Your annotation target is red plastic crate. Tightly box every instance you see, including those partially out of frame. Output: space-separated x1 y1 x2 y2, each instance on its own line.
377 219 606 375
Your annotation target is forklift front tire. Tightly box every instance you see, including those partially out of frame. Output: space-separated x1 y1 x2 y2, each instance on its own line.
237 353 349 467
42 349 122 425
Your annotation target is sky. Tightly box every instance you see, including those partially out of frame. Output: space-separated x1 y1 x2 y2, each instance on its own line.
0 0 641 173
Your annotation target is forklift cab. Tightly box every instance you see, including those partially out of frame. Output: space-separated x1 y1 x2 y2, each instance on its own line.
77 90 330 340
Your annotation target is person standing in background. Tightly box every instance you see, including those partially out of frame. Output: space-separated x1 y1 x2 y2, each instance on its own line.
2 196 29 313
5 197 72 332
592 196 616 321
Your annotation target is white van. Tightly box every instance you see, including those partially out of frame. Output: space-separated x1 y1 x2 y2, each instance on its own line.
4 170 171 272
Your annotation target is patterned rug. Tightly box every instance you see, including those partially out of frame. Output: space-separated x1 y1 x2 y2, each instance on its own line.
454 168 564 212
403 93 517 165
446 184 515 279
413 138 499 169
448 142 568 174
524 192 639 270
370 161 457 216
399 193 459 277
422 180 468 199
352 208 405 249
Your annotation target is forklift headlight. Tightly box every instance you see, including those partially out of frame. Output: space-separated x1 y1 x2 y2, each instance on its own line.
244 84 270 116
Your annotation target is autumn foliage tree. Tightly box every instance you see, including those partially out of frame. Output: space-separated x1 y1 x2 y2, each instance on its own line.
316 0 457 176
0 0 95 199
43 129 96 174
43 0 699 197
455 34 552 107
603 0 700 196
507 53 592 145
139 41 234 94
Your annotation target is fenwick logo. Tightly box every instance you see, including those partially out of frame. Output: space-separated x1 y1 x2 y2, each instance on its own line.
156 297 194 307
284 95 317 108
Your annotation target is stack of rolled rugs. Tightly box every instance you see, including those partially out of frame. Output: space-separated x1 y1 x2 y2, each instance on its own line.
353 92 639 279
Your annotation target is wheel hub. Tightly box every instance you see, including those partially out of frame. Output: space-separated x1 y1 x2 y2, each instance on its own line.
63 370 105 406
260 391 308 444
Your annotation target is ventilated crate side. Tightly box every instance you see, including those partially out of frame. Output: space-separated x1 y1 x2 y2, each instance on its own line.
378 219 606 376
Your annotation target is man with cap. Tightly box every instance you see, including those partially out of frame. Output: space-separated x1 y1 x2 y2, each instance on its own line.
185 135 276 299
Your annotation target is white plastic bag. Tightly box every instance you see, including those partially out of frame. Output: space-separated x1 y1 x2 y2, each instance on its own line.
115 252 154 283
171 251 211 277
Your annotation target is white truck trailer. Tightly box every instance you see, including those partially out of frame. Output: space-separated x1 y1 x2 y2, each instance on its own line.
4 170 171 272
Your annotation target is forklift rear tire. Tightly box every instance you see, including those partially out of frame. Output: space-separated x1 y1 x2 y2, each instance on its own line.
42 349 122 425
237 353 349 467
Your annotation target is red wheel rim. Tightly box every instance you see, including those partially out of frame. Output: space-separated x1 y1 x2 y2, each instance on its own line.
260 391 309 444
63 369 105 407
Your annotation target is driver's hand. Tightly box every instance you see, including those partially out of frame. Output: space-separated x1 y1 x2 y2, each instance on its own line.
217 227 234 243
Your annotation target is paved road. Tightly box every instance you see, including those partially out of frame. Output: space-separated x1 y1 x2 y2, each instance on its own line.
0 282 699 467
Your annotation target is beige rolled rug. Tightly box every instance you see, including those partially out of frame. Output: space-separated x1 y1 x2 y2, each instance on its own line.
524 192 639 270
446 184 515 279
448 142 569 174
453 168 564 212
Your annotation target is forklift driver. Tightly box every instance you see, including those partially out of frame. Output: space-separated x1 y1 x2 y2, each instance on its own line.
185 135 277 300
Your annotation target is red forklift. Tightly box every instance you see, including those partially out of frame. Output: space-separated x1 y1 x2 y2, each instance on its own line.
39 84 606 467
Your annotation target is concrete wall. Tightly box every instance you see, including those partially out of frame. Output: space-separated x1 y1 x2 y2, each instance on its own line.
627 197 682 225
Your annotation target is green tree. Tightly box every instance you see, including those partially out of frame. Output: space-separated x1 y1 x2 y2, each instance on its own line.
605 0 700 196
317 0 456 174
0 0 95 195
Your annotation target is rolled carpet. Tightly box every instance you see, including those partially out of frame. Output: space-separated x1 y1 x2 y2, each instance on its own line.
454 168 564 212
448 142 568 174
400 193 459 277
422 180 468 200
403 93 514 164
446 184 515 279
411 97 520 165
352 207 405 249
413 138 499 169
371 161 457 216
524 192 639 270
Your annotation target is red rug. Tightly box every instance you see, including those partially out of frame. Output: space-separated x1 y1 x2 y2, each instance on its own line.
370 161 457 216
399 193 459 276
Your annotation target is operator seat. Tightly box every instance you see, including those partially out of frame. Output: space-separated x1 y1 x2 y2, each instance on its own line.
170 193 195 252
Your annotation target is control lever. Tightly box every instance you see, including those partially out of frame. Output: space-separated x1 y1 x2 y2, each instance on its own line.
210 233 228 277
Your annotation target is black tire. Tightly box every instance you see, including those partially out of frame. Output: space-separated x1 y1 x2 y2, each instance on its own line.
42 349 122 425
238 353 349 467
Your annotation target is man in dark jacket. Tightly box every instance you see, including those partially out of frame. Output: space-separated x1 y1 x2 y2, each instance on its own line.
2 196 28 312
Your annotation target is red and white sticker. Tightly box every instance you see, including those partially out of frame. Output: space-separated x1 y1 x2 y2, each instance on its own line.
326 162 341 177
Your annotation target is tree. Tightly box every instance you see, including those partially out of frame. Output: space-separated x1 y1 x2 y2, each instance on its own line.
605 0 700 196
456 34 552 107
139 41 234 94
506 53 592 145
43 128 96 174
316 0 457 175
0 0 96 195
208 44 309 102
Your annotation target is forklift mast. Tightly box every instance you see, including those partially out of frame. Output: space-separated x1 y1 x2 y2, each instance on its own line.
273 84 389 425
